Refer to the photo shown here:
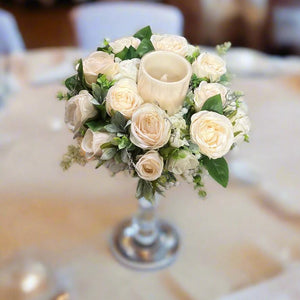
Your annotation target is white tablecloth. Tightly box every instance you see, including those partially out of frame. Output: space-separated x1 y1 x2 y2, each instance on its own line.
1 48 300 300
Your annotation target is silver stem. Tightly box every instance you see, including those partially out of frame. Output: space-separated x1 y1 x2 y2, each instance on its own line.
110 195 180 270
132 197 159 246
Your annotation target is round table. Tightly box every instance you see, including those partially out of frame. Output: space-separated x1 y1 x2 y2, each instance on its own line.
1 48 300 299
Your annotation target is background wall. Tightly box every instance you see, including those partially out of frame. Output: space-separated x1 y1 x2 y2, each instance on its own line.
1 0 300 55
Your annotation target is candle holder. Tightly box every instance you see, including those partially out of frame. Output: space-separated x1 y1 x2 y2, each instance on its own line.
138 51 192 115
110 196 180 271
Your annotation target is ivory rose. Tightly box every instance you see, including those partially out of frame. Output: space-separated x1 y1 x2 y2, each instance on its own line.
110 36 140 53
81 129 114 159
190 111 234 159
135 150 163 181
150 34 188 56
113 58 140 82
167 150 199 175
106 78 143 119
65 90 97 132
82 51 119 85
194 81 228 111
192 52 226 82
130 103 171 150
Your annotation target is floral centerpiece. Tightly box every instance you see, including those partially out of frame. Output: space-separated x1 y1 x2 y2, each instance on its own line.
57 26 250 270
58 26 250 202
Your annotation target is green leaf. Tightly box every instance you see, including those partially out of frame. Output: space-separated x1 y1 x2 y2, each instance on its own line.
133 26 152 40
91 83 103 103
95 160 105 169
190 74 209 90
192 171 207 198
120 149 130 163
89 97 100 106
64 61 87 96
97 46 113 54
127 142 137 151
186 56 195 64
202 156 229 188
136 179 155 203
77 59 87 88
198 190 207 197
136 179 144 199
136 38 154 57
95 74 115 101
244 134 250 143
234 131 242 137
104 124 119 133
111 136 131 150
114 151 122 163
201 94 223 114
65 75 77 91
118 136 130 150
86 120 107 132
111 137 120 146
111 111 127 131
185 47 200 64
101 148 117 160
97 39 113 54
100 142 113 149
126 46 139 59
97 74 115 90
159 147 177 160
115 47 129 60
225 109 237 119
97 104 107 120
115 46 139 60
56 91 67 101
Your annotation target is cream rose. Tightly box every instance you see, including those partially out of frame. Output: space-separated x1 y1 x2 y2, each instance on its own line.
65 90 97 132
167 150 199 175
194 81 228 111
190 111 234 159
130 103 171 150
81 129 114 159
106 78 143 119
113 58 140 82
110 36 140 53
82 51 119 85
135 150 163 181
150 34 188 57
192 52 226 82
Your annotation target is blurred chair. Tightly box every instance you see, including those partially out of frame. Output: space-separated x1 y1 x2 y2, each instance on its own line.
200 0 268 50
71 1 184 50
0 9 25 54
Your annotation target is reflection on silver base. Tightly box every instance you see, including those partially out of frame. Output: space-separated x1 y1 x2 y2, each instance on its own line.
110 219 180 271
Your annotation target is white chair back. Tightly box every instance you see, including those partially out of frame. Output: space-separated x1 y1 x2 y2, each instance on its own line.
0 9 25 54
71 2 184 50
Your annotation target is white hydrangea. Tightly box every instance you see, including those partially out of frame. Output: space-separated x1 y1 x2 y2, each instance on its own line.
232 106 251 144
169 112 188 148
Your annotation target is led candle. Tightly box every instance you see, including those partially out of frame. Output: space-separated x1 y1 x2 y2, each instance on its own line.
137 51 192 115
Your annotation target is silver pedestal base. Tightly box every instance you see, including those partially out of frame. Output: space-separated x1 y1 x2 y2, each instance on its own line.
110 219 180 271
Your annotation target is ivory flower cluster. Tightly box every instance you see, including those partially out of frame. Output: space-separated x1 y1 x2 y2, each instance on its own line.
59 26 250 202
